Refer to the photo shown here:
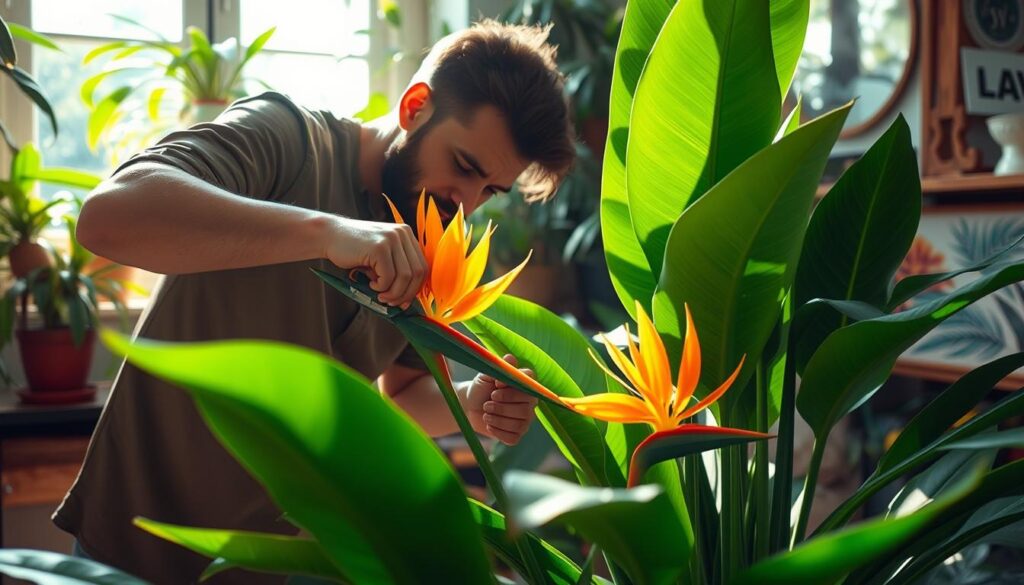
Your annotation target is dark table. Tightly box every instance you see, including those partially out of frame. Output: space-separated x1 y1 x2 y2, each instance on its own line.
0 384 109 547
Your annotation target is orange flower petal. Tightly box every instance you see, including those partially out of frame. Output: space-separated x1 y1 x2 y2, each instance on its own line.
635 301 672 415
430 206 469 311
424 195 443 265
588 347 634 394
460 222 494 296
416 189 427 245
562 393 660 425
676 355 745 422
601 330 652 402
443 250 531 323
674 304 702 416
383 194 405 225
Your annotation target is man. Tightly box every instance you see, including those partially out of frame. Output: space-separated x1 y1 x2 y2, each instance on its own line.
57 20 575 583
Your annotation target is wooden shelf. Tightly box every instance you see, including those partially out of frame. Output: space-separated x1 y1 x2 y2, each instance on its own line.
921 173 1024 195
894 358 1024 391
816 173 1024 199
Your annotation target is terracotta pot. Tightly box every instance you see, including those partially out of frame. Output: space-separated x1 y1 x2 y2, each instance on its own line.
17 328 95 392
85 256 138 303
187 100 230 125
8 240 51 279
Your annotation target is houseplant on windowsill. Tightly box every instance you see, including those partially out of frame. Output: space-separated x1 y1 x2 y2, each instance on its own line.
1 214 131 404
81 16 276 153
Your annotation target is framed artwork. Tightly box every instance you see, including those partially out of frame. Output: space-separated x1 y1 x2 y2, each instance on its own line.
894 205 1024 389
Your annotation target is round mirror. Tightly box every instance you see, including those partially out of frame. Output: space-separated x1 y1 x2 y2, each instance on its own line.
791 0 918 137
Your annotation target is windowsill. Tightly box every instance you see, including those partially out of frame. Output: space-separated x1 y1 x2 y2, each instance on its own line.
20 297 149 329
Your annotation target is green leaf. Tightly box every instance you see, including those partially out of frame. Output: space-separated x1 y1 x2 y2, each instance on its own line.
8 23 61 52
653 104 850 421
467 312 618 487
0 14 17 67
0 549 147 584
627 0 780 280
600 0 671 318
769 0 810 100
505 471 690 585
816 354 1024 534
87 86 133 150
243 27 276 66
101 331 493 585
886 449 994 518
888 233 1024 310
628 424 772 487
12 142 41 193
147 86 168 120
80 67 144 108
469 500 589 585
792 116 921 372
797 261 1024 441
28 168 103 190
775 96 802 141
83 41 128 64
0 119 18 152
6 67 57 139
353 92 390 122
939 428 1024 451
379 0 402 27
734 467 980 585
133 518 348 582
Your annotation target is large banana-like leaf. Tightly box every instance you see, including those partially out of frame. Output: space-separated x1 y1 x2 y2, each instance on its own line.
770 0 810 100
600 0 673 318
734 467 981 585
628 424 772 487
102 331 492 585
653 104 850 422
797 261 1024 441
133 518 348 582
0 549 147 584
793 116 921 373
505 471 691 585
627 0 780 278
470 500 595 585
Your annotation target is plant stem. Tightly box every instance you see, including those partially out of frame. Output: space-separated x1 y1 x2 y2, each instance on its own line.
769 354 796 553
412 344 545 585
720 445 746 583
753 360 770 562
680 458 706 585
792 439 824 545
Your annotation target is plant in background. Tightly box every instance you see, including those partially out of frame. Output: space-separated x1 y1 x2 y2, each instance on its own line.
10 0 1024 583
81 16 275 153
0 15 60 149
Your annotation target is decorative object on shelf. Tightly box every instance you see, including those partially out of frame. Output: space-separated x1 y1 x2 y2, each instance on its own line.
897 205 1024 387
963 0 1024 50
988 112 1024 174
791 0 917 138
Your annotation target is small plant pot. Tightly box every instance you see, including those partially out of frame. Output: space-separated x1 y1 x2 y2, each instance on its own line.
17 327 96 393
187 99 230 125
987 112 1024 175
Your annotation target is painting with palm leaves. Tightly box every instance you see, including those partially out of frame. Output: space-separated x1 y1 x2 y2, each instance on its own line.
898 208 1024 378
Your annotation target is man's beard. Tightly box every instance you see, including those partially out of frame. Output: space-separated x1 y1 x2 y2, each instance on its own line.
380 119 456 230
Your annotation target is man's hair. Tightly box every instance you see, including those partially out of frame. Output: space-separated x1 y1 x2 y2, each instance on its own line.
422 19 575 201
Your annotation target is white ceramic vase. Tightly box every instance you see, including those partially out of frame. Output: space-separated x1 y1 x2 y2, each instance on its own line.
987 112 1024 176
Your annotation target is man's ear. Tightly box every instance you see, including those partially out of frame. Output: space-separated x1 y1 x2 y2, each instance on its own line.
398 82 434 131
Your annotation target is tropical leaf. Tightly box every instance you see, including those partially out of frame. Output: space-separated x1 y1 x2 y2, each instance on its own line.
627 0 780 280
653 104 849 422
8 22 61 52
133 518 348 582
102 332 493 585
627 424 771 487
0 549 147 584
505 471 690 585
951 217 1024 267
601 0 673 318
769 0 810 100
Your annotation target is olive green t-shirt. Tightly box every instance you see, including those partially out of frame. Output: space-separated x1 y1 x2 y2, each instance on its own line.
53 92 423 584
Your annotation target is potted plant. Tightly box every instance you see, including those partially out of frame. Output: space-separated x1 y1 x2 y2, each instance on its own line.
0 143 104 279
1 213 131 403
82 16 276 152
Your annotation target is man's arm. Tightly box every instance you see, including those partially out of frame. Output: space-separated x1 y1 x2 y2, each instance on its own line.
77 162 426 306
378 358 537 445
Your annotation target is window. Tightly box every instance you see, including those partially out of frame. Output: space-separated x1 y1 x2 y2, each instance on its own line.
6 0 392 203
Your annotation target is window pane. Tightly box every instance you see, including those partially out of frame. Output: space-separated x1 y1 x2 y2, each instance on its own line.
247 53 370 116
32 1 183 42
240 0 369 56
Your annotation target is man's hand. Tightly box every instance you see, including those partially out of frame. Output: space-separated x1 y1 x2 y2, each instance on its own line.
464 354 539 445
322 215 427 307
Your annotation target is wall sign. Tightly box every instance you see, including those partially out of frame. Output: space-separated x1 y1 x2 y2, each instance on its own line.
965 0 1024 50
962 47 1024 114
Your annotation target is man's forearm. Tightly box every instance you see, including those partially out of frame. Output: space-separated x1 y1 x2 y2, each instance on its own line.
387 373 475 438
76 162 334 274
